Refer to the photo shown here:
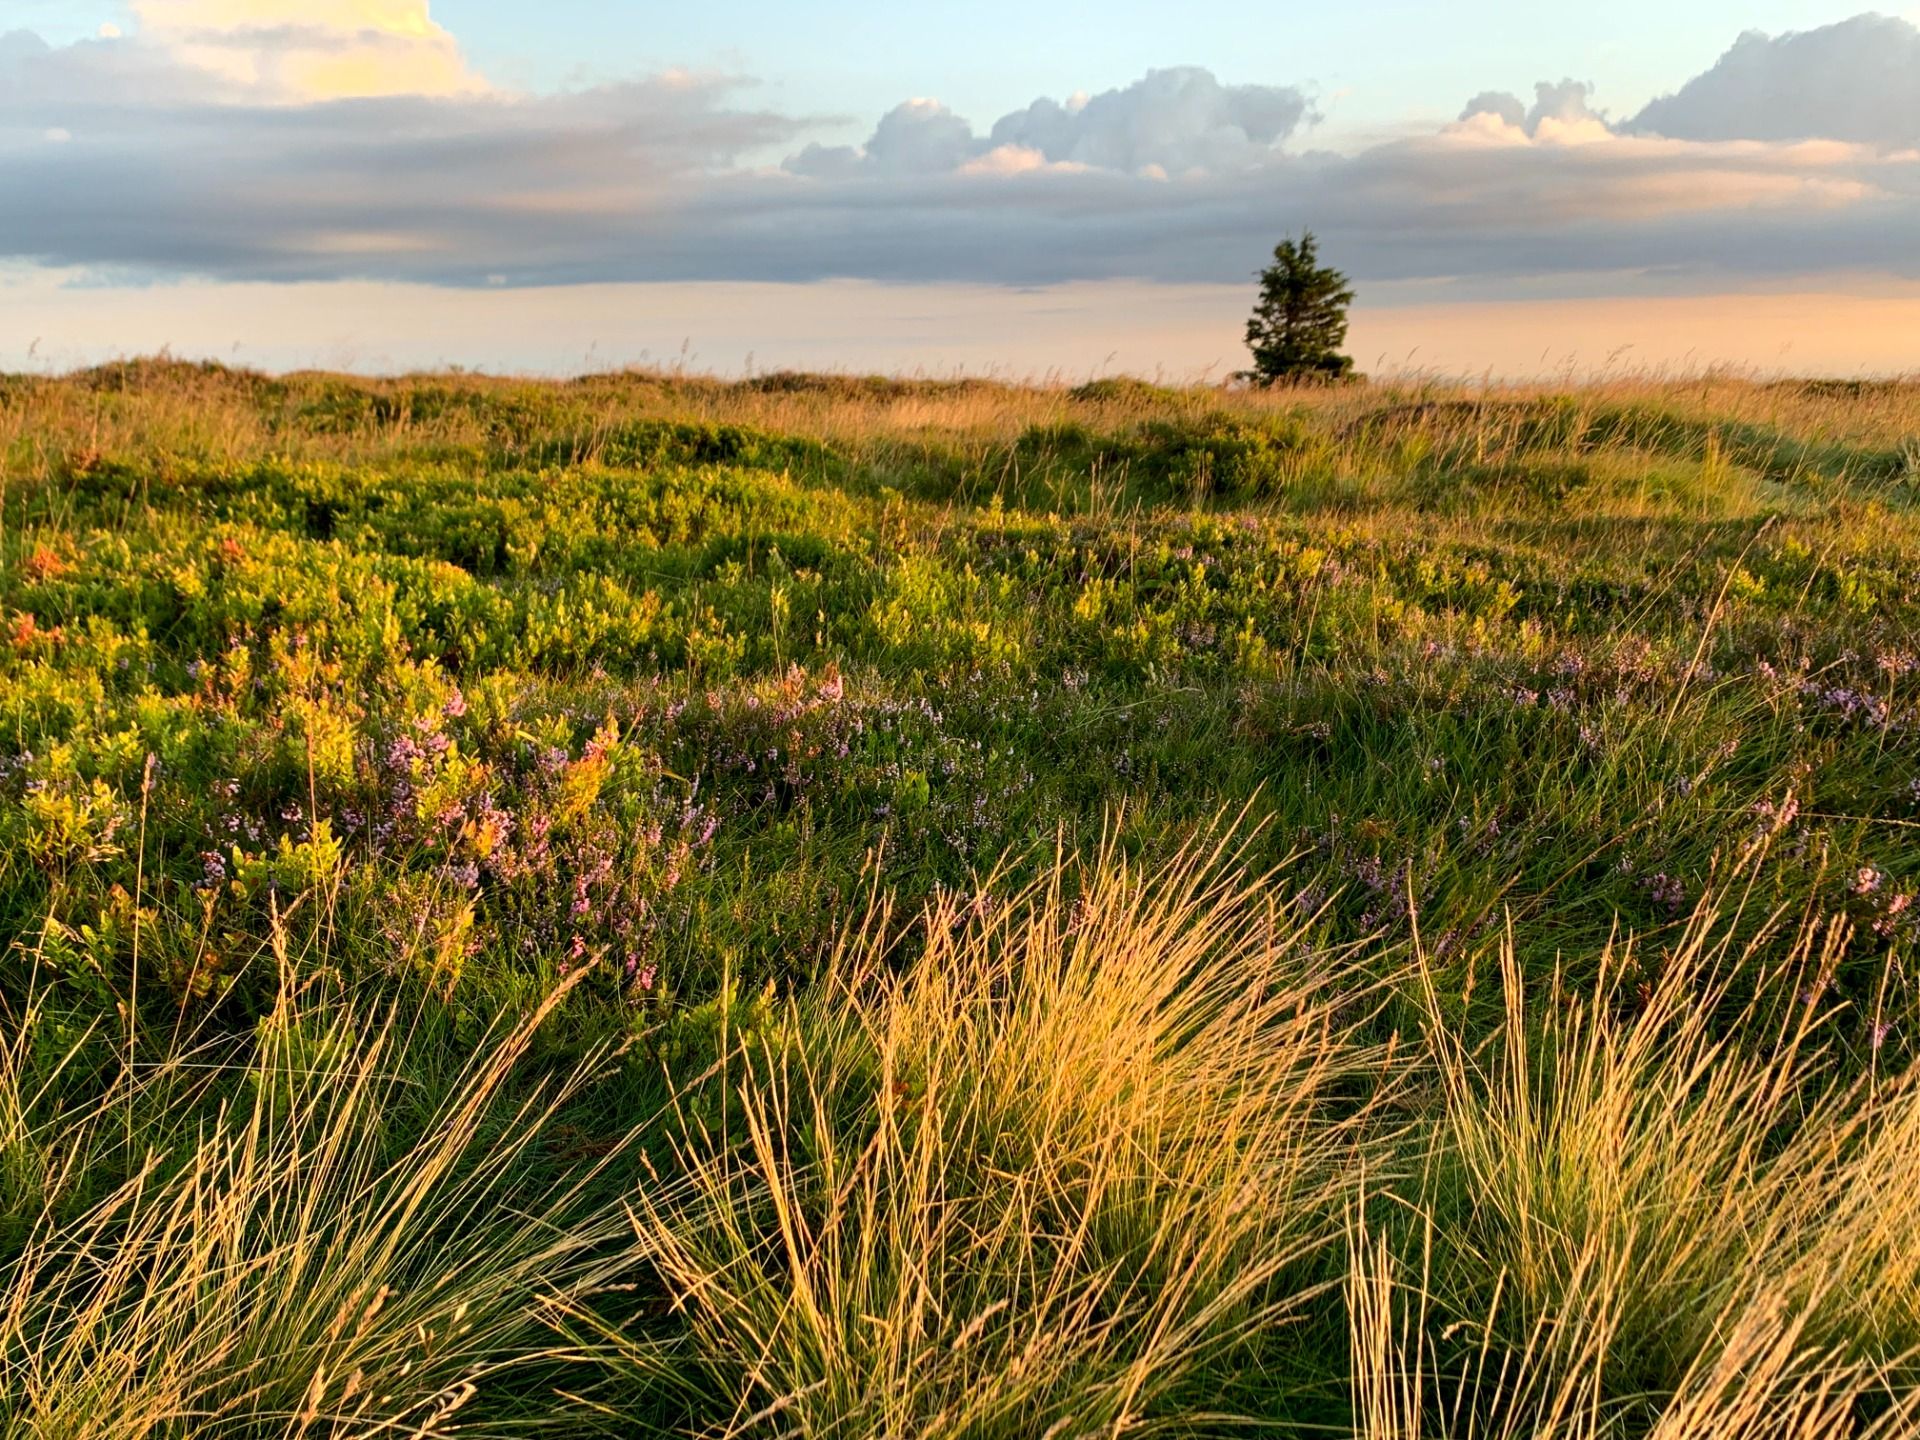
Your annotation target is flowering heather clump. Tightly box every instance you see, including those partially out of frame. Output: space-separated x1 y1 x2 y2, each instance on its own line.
1873 889 1915 940
1801 681 1893 729
1752 793 1801 834
1644 871 1689 916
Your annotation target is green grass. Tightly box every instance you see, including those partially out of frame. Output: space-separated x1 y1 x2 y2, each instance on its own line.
3 360 1920 1435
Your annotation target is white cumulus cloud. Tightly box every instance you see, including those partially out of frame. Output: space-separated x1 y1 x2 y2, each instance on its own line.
1630 13 1920 148
785 67 1316 179
986 67 1316 175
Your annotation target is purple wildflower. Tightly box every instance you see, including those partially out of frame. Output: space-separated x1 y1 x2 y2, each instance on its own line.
1645 872 1688 916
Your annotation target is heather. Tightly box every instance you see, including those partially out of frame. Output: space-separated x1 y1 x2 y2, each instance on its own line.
4 361 1920 1435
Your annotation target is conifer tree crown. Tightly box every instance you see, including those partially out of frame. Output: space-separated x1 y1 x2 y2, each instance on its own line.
1240 232 1356 384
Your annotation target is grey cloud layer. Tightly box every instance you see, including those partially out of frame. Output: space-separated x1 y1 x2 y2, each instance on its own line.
0 35 808 284
2 15 1918 293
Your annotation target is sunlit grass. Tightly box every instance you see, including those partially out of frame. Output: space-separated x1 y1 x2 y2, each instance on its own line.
0 969 639 1437
600 830 1376 1434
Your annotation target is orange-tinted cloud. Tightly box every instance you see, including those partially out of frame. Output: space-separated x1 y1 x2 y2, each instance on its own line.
129 0 482 99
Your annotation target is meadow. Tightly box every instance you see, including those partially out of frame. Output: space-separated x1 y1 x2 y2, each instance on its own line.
4 358 1920 1436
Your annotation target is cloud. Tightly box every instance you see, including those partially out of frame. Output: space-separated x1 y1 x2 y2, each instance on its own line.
2 11 1919 301
0 26 215 107
0 1 483 110
1459 90 1526 131
784 67 1315 178
0 34 811 285
786 98 978 177
1630 14 1920 148
956 144 1089 178
985 67 1315 174
1461 79 1609 139
127 0 483 99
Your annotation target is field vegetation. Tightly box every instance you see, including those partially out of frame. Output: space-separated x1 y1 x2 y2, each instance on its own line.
4 360 1920 1434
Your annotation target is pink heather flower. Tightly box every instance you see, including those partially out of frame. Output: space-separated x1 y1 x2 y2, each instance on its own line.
638 962 658 991
1645 872 1688 915
1854 866 1885 897
568 933 586 961
443 688 468 718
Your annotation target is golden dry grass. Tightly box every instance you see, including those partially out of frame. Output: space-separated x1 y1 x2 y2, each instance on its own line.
4 359 1917 486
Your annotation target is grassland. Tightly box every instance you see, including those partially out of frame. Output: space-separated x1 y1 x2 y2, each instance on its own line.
4 359 1920 1435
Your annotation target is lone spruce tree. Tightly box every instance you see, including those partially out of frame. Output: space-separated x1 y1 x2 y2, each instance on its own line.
1241 232 1356 384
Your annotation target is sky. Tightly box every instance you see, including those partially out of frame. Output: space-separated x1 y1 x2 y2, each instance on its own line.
3 0 1919 377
